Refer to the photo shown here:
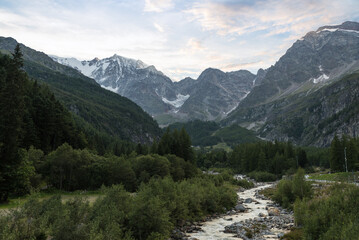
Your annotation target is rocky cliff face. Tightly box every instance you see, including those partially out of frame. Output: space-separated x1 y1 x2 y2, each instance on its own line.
177 68 255 121
238 21 359 108
225 21 359 146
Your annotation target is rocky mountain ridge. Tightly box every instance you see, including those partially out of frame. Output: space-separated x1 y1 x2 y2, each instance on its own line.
53 55 257 124
225 21 359 146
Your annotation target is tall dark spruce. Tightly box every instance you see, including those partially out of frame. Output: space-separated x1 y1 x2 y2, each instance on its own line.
0 44 25 202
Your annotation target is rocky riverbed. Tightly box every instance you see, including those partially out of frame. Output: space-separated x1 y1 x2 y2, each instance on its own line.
176 183 294 240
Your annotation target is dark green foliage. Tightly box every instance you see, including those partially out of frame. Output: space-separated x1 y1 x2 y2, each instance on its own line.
294 184 359 240
303 146 330 168
230 178 255 189
330 135 359 172
296 148 308 168
0 45 26 202
229 141 297 177
43 143 197 192
214 125 260 145
273 168 312 209
168 121 259 147
196 149 229 169
156 128 195 163
89 185 134 240
0 175 238 240
168 120 221 146
131 154 171 184
247 171 277 182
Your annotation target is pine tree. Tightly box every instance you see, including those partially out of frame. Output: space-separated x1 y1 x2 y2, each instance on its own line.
0 44 26 202
330 135 344 172
297 148 308 168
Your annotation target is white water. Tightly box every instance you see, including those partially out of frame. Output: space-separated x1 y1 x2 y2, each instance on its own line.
189 184 287 240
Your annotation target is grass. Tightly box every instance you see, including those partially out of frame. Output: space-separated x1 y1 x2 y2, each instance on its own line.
0 190 103 210
308 172 359 182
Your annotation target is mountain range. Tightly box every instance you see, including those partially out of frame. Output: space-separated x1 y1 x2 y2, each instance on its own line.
1 21 359 147
51 54 258 125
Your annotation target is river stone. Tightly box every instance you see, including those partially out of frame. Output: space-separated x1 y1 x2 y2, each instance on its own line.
235 204 246 212
244 198 253 203
258 212 266 217
268 207 280 216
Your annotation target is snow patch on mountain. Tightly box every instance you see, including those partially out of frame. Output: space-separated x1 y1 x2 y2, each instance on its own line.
313 74 329 84
51 55 149 79
162 94 190 108
312 65 329 84
252 77 257 86
51 56 97 76
317 28 359 35
225 103 239 115
100 85 119 93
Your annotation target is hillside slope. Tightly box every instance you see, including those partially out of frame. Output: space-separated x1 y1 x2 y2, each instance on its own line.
0 37 161 143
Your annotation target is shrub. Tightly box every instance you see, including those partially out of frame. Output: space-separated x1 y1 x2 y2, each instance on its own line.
273 168 312 209
247 171 277 182
294 183 359 240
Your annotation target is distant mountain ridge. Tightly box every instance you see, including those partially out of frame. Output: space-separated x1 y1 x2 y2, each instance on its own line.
53 55 257 124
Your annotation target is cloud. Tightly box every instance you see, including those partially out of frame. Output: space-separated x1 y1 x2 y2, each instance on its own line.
165 68 201 81
185 0 359 39
219 61 265 72
144 0 173 12
0 1 168 60
186 38 205 51
154 23 164 32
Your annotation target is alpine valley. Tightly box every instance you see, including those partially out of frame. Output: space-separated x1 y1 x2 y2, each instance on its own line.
2 3 359 239
0 21 358 147
49 21 359 147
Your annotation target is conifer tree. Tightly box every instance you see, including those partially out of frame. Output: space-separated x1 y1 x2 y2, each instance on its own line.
330 135 344 172
0 44 26 202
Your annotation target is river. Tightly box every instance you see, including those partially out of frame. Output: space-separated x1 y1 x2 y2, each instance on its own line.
188 184 292 240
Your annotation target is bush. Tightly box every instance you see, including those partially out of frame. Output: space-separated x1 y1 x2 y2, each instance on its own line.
294 183 359 240
247 171 277 182
273 168 312 209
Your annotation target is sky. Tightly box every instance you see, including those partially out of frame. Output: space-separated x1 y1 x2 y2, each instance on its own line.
0 0 359 81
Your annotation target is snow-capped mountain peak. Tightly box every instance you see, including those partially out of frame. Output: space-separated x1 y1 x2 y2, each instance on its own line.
52 54 181 115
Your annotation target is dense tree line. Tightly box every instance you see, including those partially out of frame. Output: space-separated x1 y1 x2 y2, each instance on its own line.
195 141 310 181
168 120 259 147
330 135 359 172
152 128 195 163
11 142 198 194
0 46 91 202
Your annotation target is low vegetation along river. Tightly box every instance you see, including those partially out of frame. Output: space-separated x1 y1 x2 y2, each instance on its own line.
188 183 294 240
